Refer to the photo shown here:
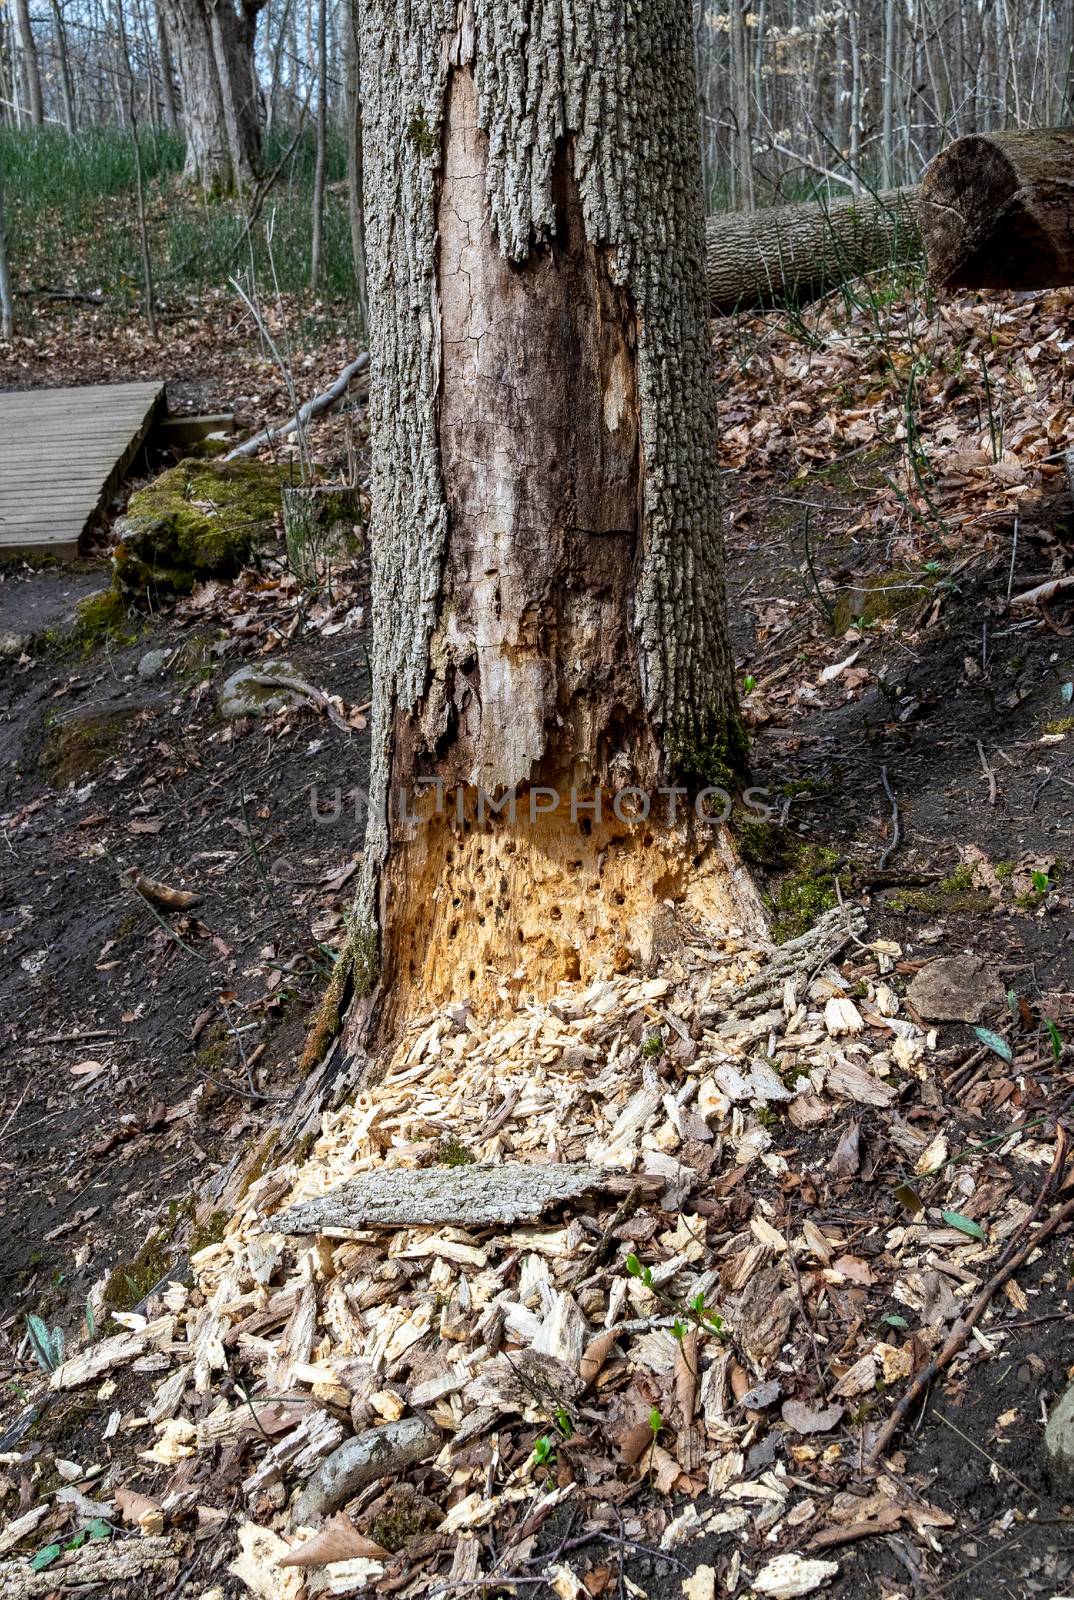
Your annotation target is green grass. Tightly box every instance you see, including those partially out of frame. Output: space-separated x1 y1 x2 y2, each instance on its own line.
0 123 357 313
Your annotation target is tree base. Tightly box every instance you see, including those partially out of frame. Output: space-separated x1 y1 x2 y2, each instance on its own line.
355 801 767 1047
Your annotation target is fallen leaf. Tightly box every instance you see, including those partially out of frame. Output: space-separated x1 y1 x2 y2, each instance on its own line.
781 1399 844 1435
279 1513 388 1568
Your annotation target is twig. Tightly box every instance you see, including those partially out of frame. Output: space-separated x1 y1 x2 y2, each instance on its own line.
976 740 997 805
878 765 901 869
224 352 370 461
867 1128 1073 1466
0 1081 30 1143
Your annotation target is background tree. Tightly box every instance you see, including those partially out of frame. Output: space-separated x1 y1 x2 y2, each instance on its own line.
158 0 264 189
0 152 13 339
329 0 753 1058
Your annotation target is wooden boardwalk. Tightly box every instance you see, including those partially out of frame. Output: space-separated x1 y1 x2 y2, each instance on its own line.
0 382 164 559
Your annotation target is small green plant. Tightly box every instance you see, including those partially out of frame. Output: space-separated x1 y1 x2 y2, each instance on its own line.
1032 869 1051 895
641 1032 664 1059
742 674 756 695
624 1256 727 1340
1046 1020 1063 1063
533 1435 554 1467
646 1405 663 1482
26 1314 64 1373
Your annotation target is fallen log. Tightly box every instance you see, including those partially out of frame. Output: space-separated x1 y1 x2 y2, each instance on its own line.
920 128 1074 290
704 188 921 314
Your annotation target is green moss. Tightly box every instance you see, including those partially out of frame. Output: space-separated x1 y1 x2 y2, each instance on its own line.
832 566 936 633
437 1137 475 1167
101 1233 173 1314
39 706 138 784
189 1210 228 1254
1045 717 1074 736
995 861 1015 882
370 1489 439 1552
668 709 751 791
889 886 993 915
407 109 438 158
735 812 792 869
939 863 974 894
641 1033 664 1058
769 843 842 941
114 458 291 595
237 1129 280 1201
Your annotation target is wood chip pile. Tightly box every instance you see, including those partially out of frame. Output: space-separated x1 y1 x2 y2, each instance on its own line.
2 903 1066 1597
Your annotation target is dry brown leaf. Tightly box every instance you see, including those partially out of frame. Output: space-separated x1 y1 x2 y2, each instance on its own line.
279 1513 389 1568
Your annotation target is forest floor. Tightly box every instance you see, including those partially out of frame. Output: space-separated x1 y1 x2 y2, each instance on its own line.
0 275 1073 1598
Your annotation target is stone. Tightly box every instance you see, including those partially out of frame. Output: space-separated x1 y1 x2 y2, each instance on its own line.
217 660 308 720
906 953 1003 1024
138 648 173 679
1044 1380 1074 1496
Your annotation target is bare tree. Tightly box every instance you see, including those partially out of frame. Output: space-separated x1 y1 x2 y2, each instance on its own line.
0 150 13 340
308 0 326 291
159 0 264 191
13 0 43 125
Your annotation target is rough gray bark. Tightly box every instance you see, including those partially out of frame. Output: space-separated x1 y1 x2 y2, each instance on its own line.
293 1417 441 1524
264 1162 654 1234
48 0 76 133
155 1 181 129
920 128 1074 290
0 1539 179 1596
309 0 328 292
162 0 263 191
12 0 42 126
705 188 921 313
341 0 745 1045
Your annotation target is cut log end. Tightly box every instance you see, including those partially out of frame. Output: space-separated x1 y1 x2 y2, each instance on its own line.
920 128 1074 291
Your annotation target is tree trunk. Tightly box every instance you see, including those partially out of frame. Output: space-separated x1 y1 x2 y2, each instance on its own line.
309 0 327 293
162 0 262 191
335 0 752 1053
0 151 13 341
705 187 921 313
342 0 366 320
49 0 76 133
920 128 1074 290
12 0 42 126
155 2 181 130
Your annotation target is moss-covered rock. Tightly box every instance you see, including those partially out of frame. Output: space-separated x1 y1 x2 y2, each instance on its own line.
39 705 140 785
113 458 291 595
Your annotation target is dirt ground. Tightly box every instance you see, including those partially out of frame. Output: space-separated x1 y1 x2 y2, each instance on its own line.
2 288 1074 1597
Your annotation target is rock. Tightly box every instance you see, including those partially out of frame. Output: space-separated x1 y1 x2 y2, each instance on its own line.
906 953 1003 1023
218 660 308 719
1044 1381 1074 1495
113 457 289 594
138 648 173 679
292 1415 441 1523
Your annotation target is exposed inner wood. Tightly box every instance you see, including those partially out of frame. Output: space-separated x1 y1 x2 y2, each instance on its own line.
372 791 764 1034
413 67 650 799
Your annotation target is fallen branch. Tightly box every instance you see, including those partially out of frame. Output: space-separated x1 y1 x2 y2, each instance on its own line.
263 1161 661 1234
867 1127 1073 1466
224 353 370 461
